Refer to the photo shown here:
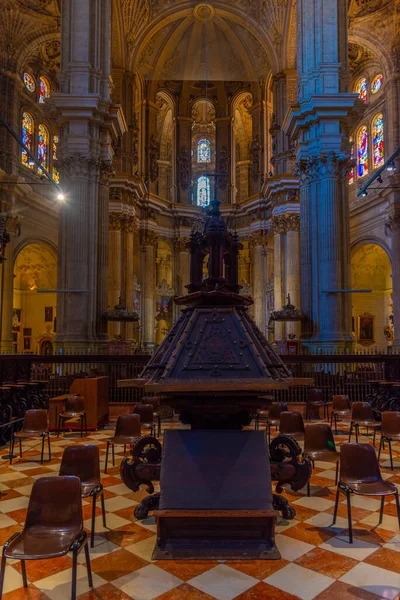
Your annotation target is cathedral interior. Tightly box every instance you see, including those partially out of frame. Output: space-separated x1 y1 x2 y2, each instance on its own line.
0 1 399 600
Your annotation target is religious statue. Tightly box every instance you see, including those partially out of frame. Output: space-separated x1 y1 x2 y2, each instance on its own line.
178 148 190 189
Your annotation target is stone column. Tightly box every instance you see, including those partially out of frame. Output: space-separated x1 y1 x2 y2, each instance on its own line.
50 0 126 350
141 230 157 350
385 213 400 348
215 117 231 204
0 218 19 352
284 215 301 338
108 213 122 339
271 218 284 341
285 0 361 350
249 231 268 335
122 216 137 341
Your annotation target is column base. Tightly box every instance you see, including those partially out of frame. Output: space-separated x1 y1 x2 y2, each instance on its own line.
301 339 355 354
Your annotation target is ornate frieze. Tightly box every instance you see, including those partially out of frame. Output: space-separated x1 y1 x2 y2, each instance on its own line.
295 152 354 184
271 214 300 234
140 229 158 247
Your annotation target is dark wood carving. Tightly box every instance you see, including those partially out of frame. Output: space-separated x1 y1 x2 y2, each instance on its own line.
121 434 311 521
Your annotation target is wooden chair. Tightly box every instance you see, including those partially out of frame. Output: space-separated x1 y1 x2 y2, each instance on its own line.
133 404 156 436
265 402 288 443
333 443 400 543
11 409 51 465
105 414 141 474
306 389 329 421
0 476 93 600
57 395 87 438
60 445 106 547
142 396 162 436
279 411 305 441
304 423 339 496
348 402 380 445
330 395 351 434
378 411 400 470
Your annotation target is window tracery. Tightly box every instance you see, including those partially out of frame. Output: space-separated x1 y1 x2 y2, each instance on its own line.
23 73 35 93
197 175 211 206
39 76 50 103
21 112 34 168
355 77 368 103
357 125 368 178
371 74 383 94
372 113 384 168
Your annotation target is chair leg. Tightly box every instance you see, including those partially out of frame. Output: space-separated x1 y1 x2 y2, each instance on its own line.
348 423 352 443
158 415 161 437
395 492 400 530
378 436 383 461
80 414 83 438
85 413 88 436
379 496 385 525
389 439 394 471
47 433 51 461
71 547 78 600
9 435 15 465
100 491 107 528
355 425 359 444
124 444 126 453
91 494 96 547
346 490 353 543
40 435 45 464
19 438 22 458
335 461 339 485
57 416 61 438
334 414 338 435
21 560 27 587
307 479 310 497
372 428 376 447
0 554 6 598
333 486 340 525
84 542 93 588
112 442 115 467
104 441 110 474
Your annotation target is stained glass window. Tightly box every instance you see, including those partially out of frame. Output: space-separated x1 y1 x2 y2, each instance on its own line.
197 138 211 163
371 74 383 94
197 175 211 206
52 135 59 183
23 73 35 92
372 113 384 168
355 77 368 103
357 125 368 178
39 77 50 104
349 136 354 184
37 124 49 170
21 112 34 167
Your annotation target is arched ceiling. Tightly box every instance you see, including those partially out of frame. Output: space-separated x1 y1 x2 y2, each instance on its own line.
351 244 392 291
133 4 273 81
14 243 57 291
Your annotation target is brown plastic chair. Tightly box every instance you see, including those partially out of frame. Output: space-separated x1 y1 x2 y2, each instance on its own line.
133 404 156 436
306 389 329 421
348 402 380 445
60 445 106 547
378 411 400 470
265 402 288 443
279 411 305 441
11 409 51 465
330 395 351 434
105 414 141 474
0 476 92 600
304 423 340 496
142 396 161 436
57 395 87 438
333 443 400 543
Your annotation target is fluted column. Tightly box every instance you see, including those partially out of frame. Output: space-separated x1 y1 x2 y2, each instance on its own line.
271 218 284 341
249 231 268 335
141 230 157 349
122 216 137 341
385 213 400 348
284 215 301 338
108 213 122 339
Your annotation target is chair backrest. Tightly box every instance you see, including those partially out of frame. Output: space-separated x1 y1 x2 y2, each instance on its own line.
351 401 373 421
381 411 400 437
308 389 323 403
115 414 141 438
279 411 305 435
142 398 160 410
25 476 83 532
332 395 350 411
304 423 337 454
22 409 48 434
65 395 85 413
134 404 154 424
340 443 382 485
59 445 100 485
268 402 288 420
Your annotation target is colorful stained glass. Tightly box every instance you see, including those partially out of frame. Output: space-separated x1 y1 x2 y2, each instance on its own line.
197 175 211 206
39 76 50 104
355 77 368 103
349 136 354 184
21 112 34 167
23 73 35 92
371 74 383 94
357 125 368 178
52 135 59 183
197 138 211 163
372 113 384 168
37 124 49 170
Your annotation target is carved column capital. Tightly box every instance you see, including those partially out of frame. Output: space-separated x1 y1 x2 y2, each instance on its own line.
295 153 354 184
174 237 190 253
99 160 115 185
122 215 138 234
109 212 124 231
271 215 288 234
249 230 268 248
140 229 158 247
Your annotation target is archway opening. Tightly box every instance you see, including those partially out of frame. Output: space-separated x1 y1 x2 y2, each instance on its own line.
13 243 57 354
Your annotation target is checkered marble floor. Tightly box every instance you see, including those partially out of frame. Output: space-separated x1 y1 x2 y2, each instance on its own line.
0 419 399 600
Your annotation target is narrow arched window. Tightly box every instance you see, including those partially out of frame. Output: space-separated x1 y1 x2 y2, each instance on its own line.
371 74 383 94
349 136 354 184
38 76 50 104
23 73 35 93
197 175 211 206
197 138 211 163
372 113 384 169
37 124 49 170
355 77 368 104
357 125 368 178
52 135 59 183
21 112 34 168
